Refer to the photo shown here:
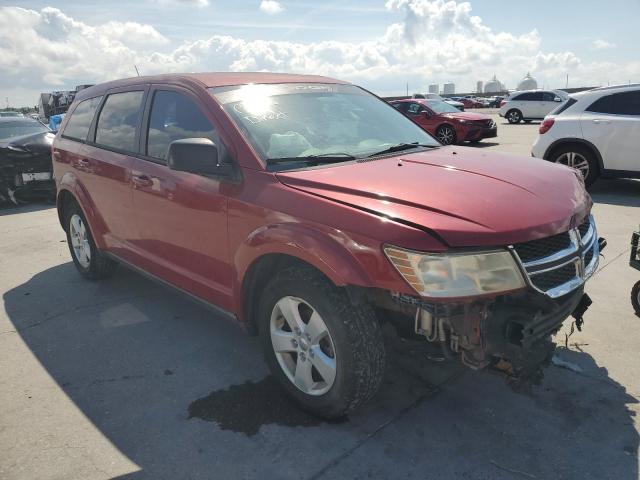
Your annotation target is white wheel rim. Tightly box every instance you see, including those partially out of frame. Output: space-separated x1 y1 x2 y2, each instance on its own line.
69 213 91 268
556 152 590 178
270 296 337 396
438 127 454 145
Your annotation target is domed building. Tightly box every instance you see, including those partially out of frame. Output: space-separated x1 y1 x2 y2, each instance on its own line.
517 72 538 91
484 75 504 93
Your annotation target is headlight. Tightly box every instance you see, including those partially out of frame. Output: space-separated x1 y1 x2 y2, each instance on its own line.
384 247 526 298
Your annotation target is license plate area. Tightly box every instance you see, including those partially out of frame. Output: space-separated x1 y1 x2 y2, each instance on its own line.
21 172 52 182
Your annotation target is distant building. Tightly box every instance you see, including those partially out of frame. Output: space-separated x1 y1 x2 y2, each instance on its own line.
476 81 483 93
484 75 504 93
443 82 455 95
428 84 439 94
517 72 538 91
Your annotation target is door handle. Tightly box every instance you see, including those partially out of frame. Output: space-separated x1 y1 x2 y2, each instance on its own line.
73 158 91 170
592 119 611 124
132 173 154 188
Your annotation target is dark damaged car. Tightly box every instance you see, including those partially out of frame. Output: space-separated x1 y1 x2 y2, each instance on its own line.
0 117 55 205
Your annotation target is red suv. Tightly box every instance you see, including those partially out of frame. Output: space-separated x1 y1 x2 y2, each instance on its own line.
389 99 496 145
53 73 601 418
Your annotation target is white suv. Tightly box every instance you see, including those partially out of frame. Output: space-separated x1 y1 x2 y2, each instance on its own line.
532 84 640 186
499 89 568 124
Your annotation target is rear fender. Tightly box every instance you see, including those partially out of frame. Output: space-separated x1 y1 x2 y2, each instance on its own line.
57 171 108 249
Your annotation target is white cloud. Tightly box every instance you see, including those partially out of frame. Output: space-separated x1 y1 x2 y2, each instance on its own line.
0 2 638 106
260 0 284 15
593 39 615 49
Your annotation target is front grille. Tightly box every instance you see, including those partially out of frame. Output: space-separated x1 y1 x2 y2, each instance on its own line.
512 215 599 298
513 232 572 263
530 262 577 291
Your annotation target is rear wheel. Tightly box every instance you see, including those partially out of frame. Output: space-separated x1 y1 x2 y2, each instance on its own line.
64 202 117 279
436 125 457 145
506 109 522 124
258 266 385 418
631 281 640 316
550 144 599 187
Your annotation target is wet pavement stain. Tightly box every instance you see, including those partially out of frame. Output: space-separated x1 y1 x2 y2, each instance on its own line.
188 376 346 436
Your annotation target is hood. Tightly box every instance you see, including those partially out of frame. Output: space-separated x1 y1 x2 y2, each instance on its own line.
444 99 464 106
0 131 54 153
276 147 591 248
441 111 491 122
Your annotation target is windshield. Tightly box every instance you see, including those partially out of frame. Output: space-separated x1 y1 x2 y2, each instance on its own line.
210 83 439 168
427 100 462 114
0 120 50 141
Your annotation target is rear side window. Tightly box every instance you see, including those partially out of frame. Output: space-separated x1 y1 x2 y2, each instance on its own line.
550 97 577 115
95 91 144 153
542 92 559 102
512 92 536 101
146 90 217 161
587 91 640 115
63 96 102 141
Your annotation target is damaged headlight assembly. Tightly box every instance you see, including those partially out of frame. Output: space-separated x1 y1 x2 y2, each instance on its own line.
384 246 526 298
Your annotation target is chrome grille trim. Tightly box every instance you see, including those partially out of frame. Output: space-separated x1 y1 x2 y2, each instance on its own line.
511 215 598 298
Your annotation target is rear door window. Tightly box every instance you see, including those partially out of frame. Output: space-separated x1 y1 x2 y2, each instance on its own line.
95 91 144 153
146 90 218 161
62 96 102 141
587 91 640 115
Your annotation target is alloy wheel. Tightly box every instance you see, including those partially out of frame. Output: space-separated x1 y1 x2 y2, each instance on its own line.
270 296 337 396
555 151 590 179
69 213 91 268
437 126 455 145
507 110 521 123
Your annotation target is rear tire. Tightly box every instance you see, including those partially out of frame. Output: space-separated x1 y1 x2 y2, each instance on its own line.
631 281 640 316
258 266 385 418
64 202 117 279
549 144 599 187
506 109 522 124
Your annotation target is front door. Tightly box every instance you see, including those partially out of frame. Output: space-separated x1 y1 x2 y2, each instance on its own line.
130 87 234 309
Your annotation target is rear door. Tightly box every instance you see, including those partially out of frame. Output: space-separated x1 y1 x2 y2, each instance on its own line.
130 86 234 308
84 87 147 257
580 90 640 171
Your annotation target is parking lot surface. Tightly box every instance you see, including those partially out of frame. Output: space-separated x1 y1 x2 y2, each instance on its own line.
1 113 638 479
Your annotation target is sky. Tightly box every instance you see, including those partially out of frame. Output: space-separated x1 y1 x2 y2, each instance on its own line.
0 0 638 107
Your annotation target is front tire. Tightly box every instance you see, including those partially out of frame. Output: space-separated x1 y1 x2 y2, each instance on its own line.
550 144 599 187
506 109 522 124
436 125 457 145
64 202 117 279
258 266 385 418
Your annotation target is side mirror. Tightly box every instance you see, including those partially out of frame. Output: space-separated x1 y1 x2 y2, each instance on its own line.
422 110 431 117
167 138 234 177
554 97 563 102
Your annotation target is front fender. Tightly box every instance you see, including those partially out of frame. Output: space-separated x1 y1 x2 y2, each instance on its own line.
235 222 375 289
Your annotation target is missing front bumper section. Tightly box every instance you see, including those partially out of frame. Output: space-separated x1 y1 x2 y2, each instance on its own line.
404 289 592 386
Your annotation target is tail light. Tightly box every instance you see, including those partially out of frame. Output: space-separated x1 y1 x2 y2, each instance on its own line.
500 100 507 107
539 118 555 134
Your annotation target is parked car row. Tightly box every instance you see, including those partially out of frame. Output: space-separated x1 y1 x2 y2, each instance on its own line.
51 72 602 417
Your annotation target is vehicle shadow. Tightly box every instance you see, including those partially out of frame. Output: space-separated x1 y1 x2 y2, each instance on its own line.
590 178 640 208
500 121 541 125
0 201 55 216
3 263 638 479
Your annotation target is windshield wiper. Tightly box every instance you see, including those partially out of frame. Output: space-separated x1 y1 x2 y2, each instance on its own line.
266 152 357 166
367 142 437 158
